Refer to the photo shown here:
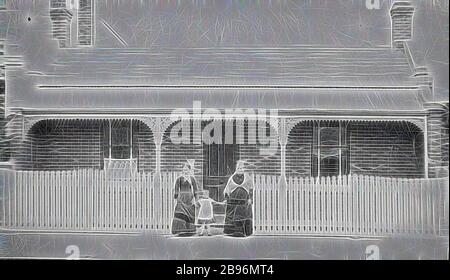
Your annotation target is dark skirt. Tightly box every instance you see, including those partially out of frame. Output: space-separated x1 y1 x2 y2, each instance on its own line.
171 193 196 235
224 187 253 237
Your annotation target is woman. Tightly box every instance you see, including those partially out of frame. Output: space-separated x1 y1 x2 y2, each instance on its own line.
171 161 199 236
223 160 254 237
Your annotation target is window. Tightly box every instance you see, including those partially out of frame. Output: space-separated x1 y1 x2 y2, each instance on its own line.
103 120 134 160
319 125 340 176
111 122 131 159
312 121 349 177
101 120 140 176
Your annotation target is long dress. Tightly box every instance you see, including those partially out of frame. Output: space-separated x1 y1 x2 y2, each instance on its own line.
223 173 254 237
171 176 198 235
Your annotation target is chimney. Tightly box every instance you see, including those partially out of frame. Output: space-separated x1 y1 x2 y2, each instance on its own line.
49 0 73 48
390 1 415 48
78 0 95 46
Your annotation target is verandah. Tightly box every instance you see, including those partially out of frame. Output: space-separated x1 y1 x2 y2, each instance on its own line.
19 117 426 179
1 115 441 236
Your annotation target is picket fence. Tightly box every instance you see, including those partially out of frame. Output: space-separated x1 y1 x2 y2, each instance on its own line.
0 169 448 236
0 169 178 233
253 174 448 236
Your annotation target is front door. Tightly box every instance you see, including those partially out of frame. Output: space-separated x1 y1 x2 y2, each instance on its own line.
203 142 239 202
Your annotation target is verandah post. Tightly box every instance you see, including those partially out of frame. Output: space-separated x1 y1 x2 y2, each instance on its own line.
153 117 163 230
146 116 173 231
278 118 288 232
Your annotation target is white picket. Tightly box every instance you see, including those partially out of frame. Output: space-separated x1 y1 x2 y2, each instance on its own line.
2 169 447 237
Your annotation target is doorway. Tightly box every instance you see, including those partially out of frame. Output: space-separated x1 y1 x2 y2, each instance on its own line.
202 120 239 202
203 142 239 202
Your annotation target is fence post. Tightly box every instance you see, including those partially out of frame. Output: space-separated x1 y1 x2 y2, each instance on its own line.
0 169 10 228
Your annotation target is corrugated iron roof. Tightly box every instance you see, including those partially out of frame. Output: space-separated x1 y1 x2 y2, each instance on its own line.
44 47 416 87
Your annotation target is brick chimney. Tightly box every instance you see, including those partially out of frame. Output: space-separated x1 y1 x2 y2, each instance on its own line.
49 0 73 48
390 1 415 48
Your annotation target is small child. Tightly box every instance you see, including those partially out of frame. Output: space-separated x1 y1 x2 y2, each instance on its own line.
196 190 215 236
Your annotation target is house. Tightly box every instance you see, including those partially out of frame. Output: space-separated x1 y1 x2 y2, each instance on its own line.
0 0 448 237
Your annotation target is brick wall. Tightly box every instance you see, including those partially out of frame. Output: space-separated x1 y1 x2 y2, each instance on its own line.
161 120 204 184
21 119 104 170
0 41 6 161
0 81 7 162
18 119 155 172
286 121 314 177
285 120 424 178
236 120 281 176
78 0 94 46
348 121 424 178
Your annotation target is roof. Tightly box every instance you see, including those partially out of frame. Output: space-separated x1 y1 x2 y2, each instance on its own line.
41 47 416 88
5 46 425 113
1 1 431 114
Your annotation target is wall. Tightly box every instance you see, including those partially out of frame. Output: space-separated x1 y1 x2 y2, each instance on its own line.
286 120 425 178
286 121 314 177
17 119 155 172
348 121 424 178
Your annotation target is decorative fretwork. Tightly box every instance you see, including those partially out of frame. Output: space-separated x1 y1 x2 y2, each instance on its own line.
140 116 174 146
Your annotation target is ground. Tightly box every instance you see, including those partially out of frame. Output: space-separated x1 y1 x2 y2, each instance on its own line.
0 231 448 260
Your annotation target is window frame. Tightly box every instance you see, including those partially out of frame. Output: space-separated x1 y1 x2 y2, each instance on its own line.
103 120 135 161
312 121 349 178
